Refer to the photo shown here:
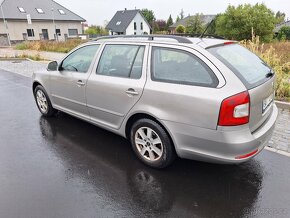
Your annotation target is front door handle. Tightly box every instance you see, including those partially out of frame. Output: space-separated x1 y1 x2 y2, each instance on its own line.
126 88 139 96
77 80 85 86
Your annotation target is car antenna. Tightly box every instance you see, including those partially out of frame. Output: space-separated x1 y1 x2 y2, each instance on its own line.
199 18 215 39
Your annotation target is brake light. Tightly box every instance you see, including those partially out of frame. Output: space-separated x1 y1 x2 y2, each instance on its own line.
218 91 250 126
224 41 235 45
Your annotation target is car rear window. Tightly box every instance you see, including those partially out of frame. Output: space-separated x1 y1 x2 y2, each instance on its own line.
208 44 273 89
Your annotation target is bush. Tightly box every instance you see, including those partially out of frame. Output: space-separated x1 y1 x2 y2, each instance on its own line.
241 36 290 101
175 25 185 34
216 3 276 42
277 26 290 40
15 39 85 53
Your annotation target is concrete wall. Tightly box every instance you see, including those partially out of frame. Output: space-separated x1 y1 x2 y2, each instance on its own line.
0 20 83 41
126 12 151 35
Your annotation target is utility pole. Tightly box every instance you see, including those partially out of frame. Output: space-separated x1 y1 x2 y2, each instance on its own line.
51 0 58 41
0 0 11 46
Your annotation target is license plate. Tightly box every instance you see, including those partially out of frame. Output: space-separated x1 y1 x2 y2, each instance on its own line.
262 94 273 113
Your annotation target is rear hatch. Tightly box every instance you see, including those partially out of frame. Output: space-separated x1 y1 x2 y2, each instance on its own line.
208 43 275 132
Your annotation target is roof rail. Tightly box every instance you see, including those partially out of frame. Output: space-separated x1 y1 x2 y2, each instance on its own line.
171 33 225 40
94 35 193 44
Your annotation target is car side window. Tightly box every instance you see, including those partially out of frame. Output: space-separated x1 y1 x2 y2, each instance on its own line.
152 47 218 87
97 45 145 79
60 45 100 73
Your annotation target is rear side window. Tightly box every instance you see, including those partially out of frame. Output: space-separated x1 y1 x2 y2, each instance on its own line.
151 47 218 87
97 45 145 79
208 44 272 89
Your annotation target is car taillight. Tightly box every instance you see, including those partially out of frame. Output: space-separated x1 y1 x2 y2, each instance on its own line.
218 91 250 126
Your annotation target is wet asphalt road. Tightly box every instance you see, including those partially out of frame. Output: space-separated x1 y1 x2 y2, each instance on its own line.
0 69 290 218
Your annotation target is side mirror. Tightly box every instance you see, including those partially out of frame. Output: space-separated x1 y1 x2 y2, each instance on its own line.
47 61 58 71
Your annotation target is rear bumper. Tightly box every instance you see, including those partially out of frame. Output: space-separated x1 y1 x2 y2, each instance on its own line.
162 104 278 164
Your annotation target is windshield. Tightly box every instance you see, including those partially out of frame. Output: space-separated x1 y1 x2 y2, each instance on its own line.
208 44 273 89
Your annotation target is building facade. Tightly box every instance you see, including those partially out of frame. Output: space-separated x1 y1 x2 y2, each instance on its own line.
0 0 85 44
107 9 151 35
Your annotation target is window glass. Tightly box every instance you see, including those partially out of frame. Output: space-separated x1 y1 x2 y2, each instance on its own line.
97 45 145 79
152 47 218 87
208 44 272 89
27 29 34 37
68 29 78 36
61 45 100 73
18 7 25 13
36 8 44 14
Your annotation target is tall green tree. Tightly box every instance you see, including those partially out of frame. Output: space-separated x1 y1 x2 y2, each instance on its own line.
141 9 156 27
215 3 276 42
185 13 204 34
176 15 180 23
166 15 173 31
275 11 286 24
179 9 185 19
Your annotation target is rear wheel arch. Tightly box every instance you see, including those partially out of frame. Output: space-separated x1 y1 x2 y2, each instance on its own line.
125 113 177 154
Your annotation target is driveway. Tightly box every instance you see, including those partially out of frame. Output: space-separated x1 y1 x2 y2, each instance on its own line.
0 69 290 218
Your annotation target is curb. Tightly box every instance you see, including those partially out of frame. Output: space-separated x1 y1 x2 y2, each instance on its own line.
275 101 290 110
265 147 290 157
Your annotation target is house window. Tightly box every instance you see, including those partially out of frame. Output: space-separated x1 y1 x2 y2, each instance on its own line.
58 9 65 15
134 22 137 30
134 32 136 35
27 29 35 37
56 29 61 36
18 7 26 13
141 22 143 30
68 29 78 36
36 8 44 14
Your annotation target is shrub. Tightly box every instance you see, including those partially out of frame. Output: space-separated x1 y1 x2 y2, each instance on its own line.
241 36 290 101
277 26 290 41
15 39 85 53
175 25 185 34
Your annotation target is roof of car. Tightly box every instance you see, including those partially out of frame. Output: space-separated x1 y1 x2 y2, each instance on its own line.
91 35 231 49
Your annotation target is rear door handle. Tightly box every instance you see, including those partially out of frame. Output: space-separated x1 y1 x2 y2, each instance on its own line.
126 88 139 96
77 80 85 86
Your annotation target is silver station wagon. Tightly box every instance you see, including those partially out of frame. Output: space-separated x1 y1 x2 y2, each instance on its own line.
32 35 278 168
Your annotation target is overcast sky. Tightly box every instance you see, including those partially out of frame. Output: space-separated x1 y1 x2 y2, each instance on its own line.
57 0 290 25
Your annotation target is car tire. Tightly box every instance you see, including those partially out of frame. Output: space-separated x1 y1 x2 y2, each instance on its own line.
130 118 176 168
34 85 56 117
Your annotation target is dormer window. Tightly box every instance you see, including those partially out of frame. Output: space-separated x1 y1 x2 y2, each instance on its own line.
58 9 65 15
36 8 44 14
116 21 121 25
18 7 26 13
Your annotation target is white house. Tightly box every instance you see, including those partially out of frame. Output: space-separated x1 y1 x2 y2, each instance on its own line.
106 9 151 35
0 0 86 45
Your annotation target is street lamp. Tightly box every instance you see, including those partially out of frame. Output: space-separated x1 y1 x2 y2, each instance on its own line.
0 0 11 46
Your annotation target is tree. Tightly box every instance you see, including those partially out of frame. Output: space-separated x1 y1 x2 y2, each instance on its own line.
179 9 185 19
176 25 186 34
155 20 167 31
176 15 180 23
185 13 204 34
166 15 173 31
85 25 108 36
141 9 156 27
278 26 290 40
215 3 276 42
276 11 286 24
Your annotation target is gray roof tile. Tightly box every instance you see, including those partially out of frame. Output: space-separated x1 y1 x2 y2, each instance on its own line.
0 0 85 22
170 15 216 28
106 9 139 32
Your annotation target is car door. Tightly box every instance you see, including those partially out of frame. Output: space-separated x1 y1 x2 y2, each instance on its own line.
50 44 100 119
86 43 148 129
